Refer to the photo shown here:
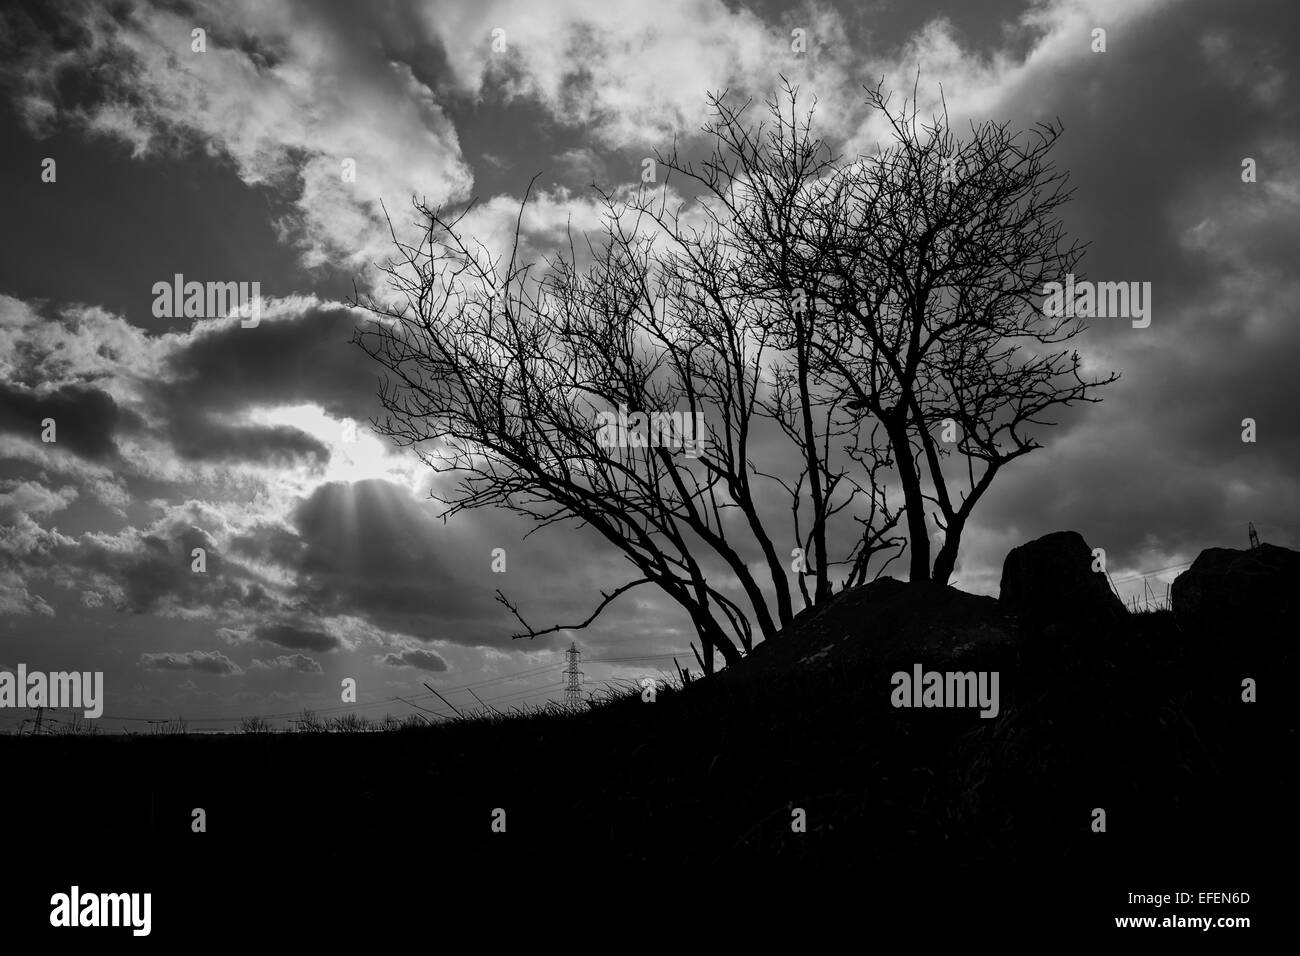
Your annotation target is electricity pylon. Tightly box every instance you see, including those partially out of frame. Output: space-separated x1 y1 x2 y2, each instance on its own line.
563 643 583 709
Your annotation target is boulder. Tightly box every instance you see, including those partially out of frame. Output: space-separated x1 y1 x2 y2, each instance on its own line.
999 530 1127 632
1171 543 1300 637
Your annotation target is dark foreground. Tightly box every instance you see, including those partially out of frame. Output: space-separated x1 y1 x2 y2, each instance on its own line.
0 593 1288 942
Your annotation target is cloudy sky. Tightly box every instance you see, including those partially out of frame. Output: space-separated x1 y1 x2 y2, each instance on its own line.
1 0 1295 727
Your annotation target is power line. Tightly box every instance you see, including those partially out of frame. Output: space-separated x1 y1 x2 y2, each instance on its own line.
1109 562 1191 586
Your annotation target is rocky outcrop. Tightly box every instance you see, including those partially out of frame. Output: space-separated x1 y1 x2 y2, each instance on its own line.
732 577 1019 682
999 530 1127 632
1171 543 1300 636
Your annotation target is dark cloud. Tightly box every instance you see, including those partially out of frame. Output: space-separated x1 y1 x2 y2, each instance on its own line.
229 522 307 568
166 415 329 466
285 477 625 650
78 524 258 616
0 0 91 59
159 305 379 422
948 0 1300 571
0 512 283 624
0 383 134 461
286 478 488 638
140 649 242 676
0 3 108 125
251 622 341 653
380 648 449 672
214 476 660 652
126 304 380 467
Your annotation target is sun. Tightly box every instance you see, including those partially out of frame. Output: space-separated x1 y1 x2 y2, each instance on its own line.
245 404 422 489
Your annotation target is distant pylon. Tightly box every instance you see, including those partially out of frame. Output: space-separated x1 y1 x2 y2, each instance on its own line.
563 642 584 709
1248 522 1260 549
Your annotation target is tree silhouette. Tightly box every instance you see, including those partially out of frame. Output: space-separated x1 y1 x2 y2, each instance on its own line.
650 78 1118 583
355 77 1118 674
353 173 901 674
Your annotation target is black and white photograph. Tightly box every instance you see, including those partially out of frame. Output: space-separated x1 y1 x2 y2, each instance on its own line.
0 0 1293 941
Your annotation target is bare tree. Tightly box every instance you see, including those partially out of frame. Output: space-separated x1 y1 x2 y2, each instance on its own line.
353 175 902 673
655 79 1118 584
354 74 1114 675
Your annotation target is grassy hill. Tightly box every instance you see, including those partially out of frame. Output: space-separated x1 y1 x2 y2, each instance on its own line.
2 579 1286 937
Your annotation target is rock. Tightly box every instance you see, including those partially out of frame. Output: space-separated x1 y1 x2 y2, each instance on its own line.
1171 543 1300 637
732 577 1019 682
999 530 1127 632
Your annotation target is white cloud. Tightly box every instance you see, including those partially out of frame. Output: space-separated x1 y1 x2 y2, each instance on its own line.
0 295 162 392
423 0 847 146
0 482 78 522
249 654 323 674
5 0 473 274
0 570 55 617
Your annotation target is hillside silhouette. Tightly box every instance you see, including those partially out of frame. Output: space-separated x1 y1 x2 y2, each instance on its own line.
4 532 1289 935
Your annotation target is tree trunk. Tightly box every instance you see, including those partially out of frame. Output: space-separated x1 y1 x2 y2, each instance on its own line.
708 619 743 669
931 516 964 586
795 319 833 606
692 613 743 674
887 420 932 581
